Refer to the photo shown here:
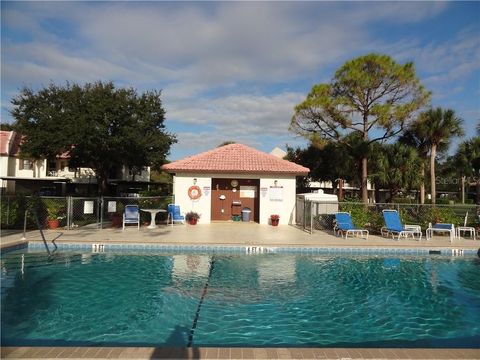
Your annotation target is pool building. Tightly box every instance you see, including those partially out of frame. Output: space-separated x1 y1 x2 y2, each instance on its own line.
162 143 309 225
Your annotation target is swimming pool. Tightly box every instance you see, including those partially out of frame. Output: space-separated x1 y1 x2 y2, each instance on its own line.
1 250 479 348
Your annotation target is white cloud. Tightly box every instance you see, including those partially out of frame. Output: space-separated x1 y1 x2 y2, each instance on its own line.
4 1 477 159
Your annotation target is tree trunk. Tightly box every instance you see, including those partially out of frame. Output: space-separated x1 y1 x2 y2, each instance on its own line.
461 175 465 204
476 180 480 205
419 162 425 204
362 156 368 204
338 179 344 201
430 144 437 205
97 170 109 195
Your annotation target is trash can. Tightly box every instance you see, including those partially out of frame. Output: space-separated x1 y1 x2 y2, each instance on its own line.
241 208 251 222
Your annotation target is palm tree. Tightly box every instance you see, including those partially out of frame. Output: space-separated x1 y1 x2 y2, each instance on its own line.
400 122 431 204
454 137 480 203
420 108 464 204
369 143 421 202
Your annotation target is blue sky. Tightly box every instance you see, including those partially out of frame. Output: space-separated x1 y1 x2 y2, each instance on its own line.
1 1 479 161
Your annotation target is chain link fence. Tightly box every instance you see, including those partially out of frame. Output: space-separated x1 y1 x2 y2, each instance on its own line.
1 195 174 231
296 196 480 235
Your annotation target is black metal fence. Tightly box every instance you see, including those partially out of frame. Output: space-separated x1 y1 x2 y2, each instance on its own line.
296 196 479 235
1 195 174 230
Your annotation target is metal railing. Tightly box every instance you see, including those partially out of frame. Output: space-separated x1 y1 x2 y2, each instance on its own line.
1 195 174 231
296 196 479 235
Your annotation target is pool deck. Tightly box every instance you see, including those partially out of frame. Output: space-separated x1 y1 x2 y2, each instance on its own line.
1 222 480 250
1 223 479 359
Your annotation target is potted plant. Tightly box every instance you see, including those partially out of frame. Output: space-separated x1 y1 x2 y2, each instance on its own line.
185 211 200 225
270 214 280 226
45 201 64 229
111 202 125 228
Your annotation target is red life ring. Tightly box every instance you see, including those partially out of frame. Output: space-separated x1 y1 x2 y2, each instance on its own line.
188 185 202 200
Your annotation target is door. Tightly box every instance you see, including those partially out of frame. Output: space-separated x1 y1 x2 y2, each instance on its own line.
211 178 259 222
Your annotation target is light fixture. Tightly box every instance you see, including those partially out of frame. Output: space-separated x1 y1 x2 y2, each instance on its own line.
274 180 278 186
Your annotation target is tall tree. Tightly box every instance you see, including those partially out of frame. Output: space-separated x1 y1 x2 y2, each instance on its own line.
291 53 430 204
369 142 421 202
418 107 464 204
399 119 447 204
454 137 480 203
11 81 176 194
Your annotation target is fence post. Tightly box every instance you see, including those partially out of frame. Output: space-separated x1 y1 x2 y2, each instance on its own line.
100 197 104 229
66 196 71 230
310 201 313 235
21 210 28 240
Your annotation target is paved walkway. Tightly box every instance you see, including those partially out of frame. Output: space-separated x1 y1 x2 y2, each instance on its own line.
2 222 479 250
1 223 479 359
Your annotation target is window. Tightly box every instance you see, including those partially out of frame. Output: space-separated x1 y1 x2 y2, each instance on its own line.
19 159 33 170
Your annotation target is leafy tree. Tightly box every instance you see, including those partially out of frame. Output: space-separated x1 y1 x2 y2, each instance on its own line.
291 53 430 204
417 107 464 204
0 123 14 131
218 141 236 147
11 81 176 194
285 140 359 195
369 142 421 202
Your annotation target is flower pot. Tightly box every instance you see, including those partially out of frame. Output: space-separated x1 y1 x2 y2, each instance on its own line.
111 213 123 228
48 219 60 229
188 218 198 225
271 218 279 226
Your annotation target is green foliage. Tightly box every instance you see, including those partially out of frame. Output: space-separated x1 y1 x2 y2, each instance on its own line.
1 194 48 229
285 139 360 189
43 198 65 220
11 81 176 194
291 53 430 203
338 202 383 232
369 142 421 201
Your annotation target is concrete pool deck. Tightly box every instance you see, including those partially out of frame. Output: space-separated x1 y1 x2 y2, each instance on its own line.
1 223 479 359
2 222 480 250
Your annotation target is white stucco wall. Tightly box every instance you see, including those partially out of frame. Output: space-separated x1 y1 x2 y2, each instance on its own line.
173 174 212 223
259 176 297 225
172 173 297 225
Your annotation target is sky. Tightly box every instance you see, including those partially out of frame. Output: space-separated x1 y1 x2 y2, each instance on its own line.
1 1 479 161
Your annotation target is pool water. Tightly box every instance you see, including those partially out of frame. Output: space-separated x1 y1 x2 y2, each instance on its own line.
1 251 480 348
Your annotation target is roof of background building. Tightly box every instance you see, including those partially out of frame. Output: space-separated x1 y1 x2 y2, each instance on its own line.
162 143 309 175
0 131 21 156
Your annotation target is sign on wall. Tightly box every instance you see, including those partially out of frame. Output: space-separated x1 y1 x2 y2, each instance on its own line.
240 186 256 198
84 200 94 214
107 201 117 213
269 186 283 201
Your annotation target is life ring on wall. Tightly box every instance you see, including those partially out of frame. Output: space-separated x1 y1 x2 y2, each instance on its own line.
188 185 202 200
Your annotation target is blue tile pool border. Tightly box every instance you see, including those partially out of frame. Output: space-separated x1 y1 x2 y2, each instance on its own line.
1 242 28 255
25 242 479 257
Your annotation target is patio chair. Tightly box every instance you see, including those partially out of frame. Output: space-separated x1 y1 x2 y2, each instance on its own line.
456 212 476 240
123 205 140 230
167 204 185 226
334 212 369 240
426 222 455 242
382 210 422 240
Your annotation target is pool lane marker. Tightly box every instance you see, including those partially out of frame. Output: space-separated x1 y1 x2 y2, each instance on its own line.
188 256 216 347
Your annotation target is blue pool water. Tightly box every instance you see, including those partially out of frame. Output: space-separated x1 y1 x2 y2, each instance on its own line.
1 250 479 348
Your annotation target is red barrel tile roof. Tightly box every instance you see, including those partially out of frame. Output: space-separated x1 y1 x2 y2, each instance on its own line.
162 143 309 175
0 131 21 156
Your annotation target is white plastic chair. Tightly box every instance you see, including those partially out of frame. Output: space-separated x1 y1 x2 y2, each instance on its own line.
456 212 476 240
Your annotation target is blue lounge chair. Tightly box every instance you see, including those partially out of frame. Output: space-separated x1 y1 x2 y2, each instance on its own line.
123 205 140 230
382 210 422 240
167 204 185 226
426 223 455 242
334 212 369 240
